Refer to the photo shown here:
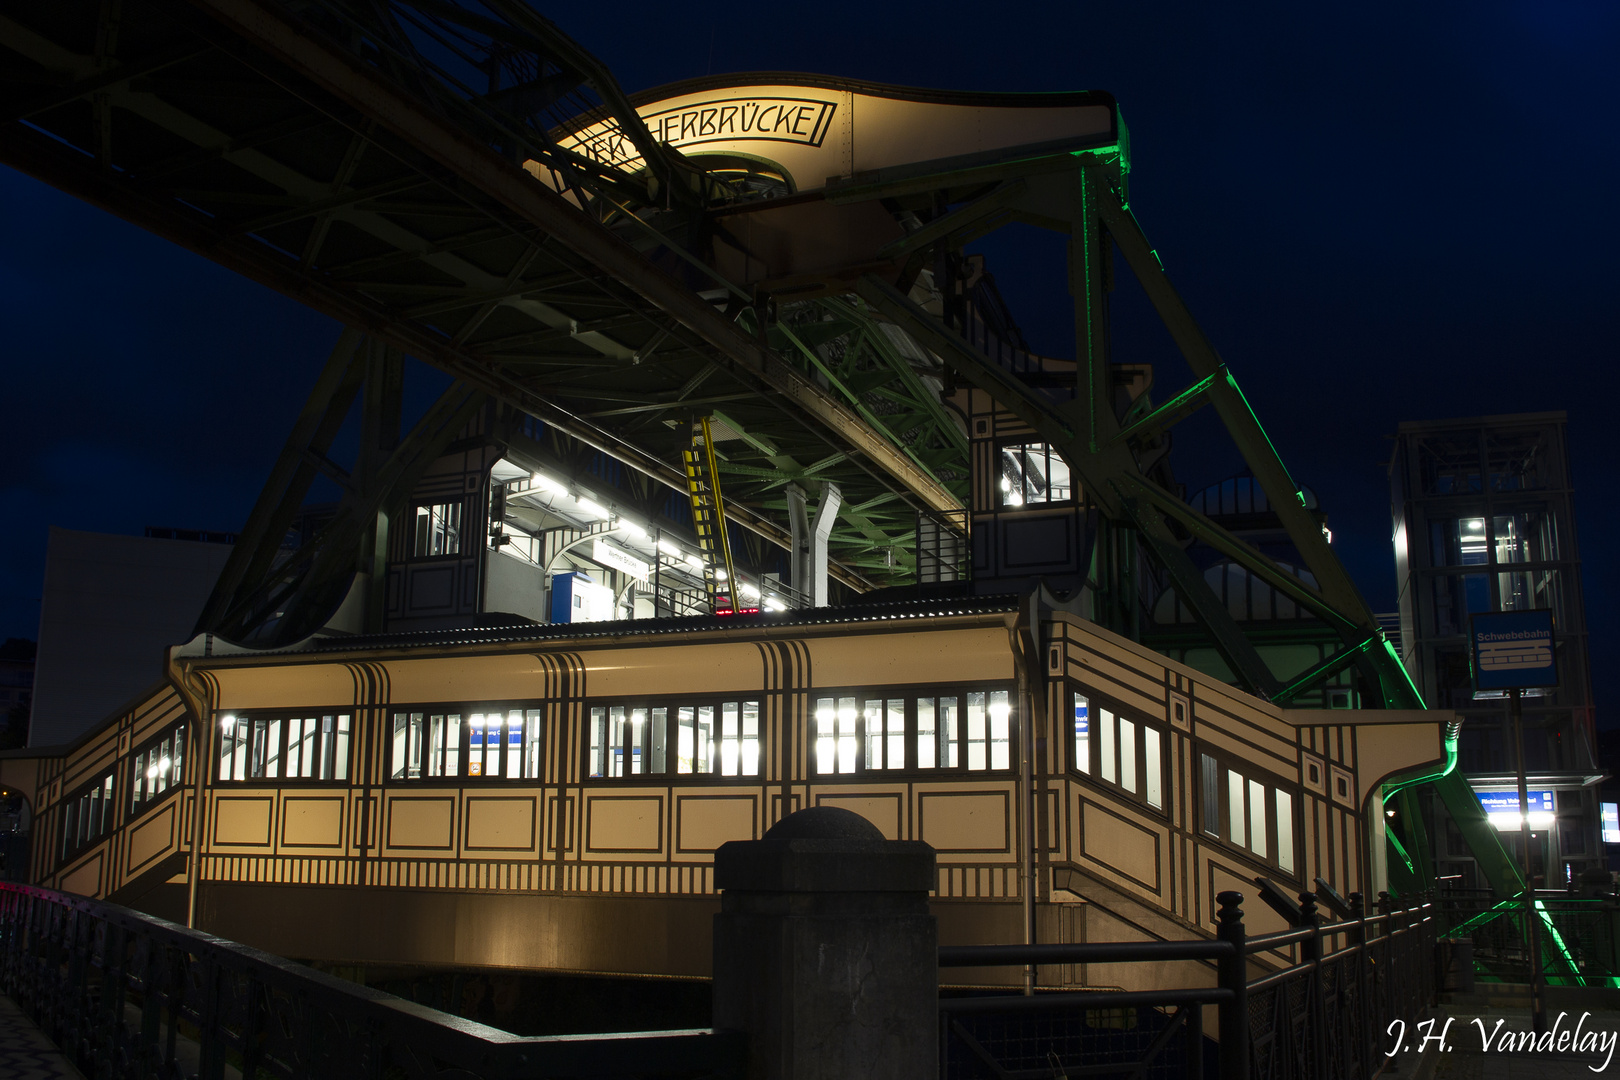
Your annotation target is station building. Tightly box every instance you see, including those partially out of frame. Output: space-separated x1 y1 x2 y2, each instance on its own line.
0 71 1459 991
0 378 1453 990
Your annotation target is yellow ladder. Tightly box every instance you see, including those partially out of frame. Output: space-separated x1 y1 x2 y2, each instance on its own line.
681 416 740 612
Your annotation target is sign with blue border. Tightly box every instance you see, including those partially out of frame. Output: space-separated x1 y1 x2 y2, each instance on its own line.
1470 610 1558 690
1477 790 1555 815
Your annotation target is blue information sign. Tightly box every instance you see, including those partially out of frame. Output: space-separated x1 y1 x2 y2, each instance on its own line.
1476 790 1555 815
1470 610 1558 690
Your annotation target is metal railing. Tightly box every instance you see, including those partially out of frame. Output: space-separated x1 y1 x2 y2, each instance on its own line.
1439 886 1620 986
938 889 1437 1080
0 882 744 1080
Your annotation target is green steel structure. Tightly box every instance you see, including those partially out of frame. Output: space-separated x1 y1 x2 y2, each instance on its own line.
0 0 1530 917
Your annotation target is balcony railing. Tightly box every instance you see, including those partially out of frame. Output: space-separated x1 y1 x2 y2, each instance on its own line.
0 882 744 1080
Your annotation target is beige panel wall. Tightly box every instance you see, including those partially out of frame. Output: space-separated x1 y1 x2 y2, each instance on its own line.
282 796 345 849
1351 723 1444 805
126 804 177 873
385 796 455 851
1078 798 1161 893
806 627 1012 689
581 643 764 698
584 795 662 854
383 653 559 703
814 791 903 839
213 664 357 711
59 852 103 898
465 796 539 853
919 791 1009 853
676 794 757 852
214 796 273 847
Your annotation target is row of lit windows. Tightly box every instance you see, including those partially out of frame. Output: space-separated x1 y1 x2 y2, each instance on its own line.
582 688 1016 780
1072 693 1163 811
60 774 115 863
393 709 543 780
1072 691 1296 874
589 702 760 778
132 723 186 815
1201 754 1296 875
813 691 1012 774
218 714 353 782
209 688 1018 784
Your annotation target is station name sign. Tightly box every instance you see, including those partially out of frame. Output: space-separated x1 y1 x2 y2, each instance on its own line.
1469 609 1558 691
566 95 838 170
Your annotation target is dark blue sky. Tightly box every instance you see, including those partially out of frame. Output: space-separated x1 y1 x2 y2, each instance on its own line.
2 1 1616 716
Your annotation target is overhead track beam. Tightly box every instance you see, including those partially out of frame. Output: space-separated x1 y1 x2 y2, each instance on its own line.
177 0 961 519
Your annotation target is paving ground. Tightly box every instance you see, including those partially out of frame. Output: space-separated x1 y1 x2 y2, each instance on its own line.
0 995 85 1080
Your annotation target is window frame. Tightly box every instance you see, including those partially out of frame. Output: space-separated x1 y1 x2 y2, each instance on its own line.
585 695 764 782
386 703 546 783
1195 746 1301 879
59 771 117 865
130 720 187 819
410 499 467 560
808 682 1017 779
215 709 355 785
1067 687 1169 816
996 440 1076 508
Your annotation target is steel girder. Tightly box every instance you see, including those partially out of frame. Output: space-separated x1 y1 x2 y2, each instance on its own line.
845 157 1424 711
4 0 1409 705
194 331 490 645
0 0 960 599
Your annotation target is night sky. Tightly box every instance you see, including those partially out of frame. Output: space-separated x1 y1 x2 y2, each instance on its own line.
2 2 1615 719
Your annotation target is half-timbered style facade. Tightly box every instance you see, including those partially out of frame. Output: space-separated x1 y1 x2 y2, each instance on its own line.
1 597 1446 987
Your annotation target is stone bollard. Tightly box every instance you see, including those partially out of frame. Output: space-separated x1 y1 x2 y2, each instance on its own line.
712 806 937 1080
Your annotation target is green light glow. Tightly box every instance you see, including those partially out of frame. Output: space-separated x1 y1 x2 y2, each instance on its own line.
1383 728 1459 801
1386 828 1416 877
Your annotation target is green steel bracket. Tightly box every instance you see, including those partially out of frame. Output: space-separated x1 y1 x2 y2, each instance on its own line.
1380 726 1528 904
1268 631 1382 705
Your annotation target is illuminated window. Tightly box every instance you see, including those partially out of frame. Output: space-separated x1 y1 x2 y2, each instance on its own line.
586 699 758 779
60 773 116 864
392 707 541 780
812 687 1012 776
1072 692 1090 773
1070 691 1164 812
589 705 662 777
131 723 186 816
917 696 960 769
814 697 858 775
413 501 463 558
999 443 1073 507
1198 752 1297 875
863 698 906 770
218 712 352 783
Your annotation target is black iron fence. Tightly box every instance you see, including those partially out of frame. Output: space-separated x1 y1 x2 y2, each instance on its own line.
0 882 743 1080
938 889 1437 1080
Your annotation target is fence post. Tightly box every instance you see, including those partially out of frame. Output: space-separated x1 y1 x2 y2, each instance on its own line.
1215 890 1249 1079
1298 891 1320 964
712 806 938 1080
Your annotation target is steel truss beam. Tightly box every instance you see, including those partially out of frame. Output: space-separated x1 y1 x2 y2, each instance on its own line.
854 159 1422 710
196 331 488 646
0 0 951 605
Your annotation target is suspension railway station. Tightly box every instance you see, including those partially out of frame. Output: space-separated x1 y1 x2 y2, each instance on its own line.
0 0 1498 997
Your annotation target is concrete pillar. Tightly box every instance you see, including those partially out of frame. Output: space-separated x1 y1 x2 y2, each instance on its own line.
712 806 937 1080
